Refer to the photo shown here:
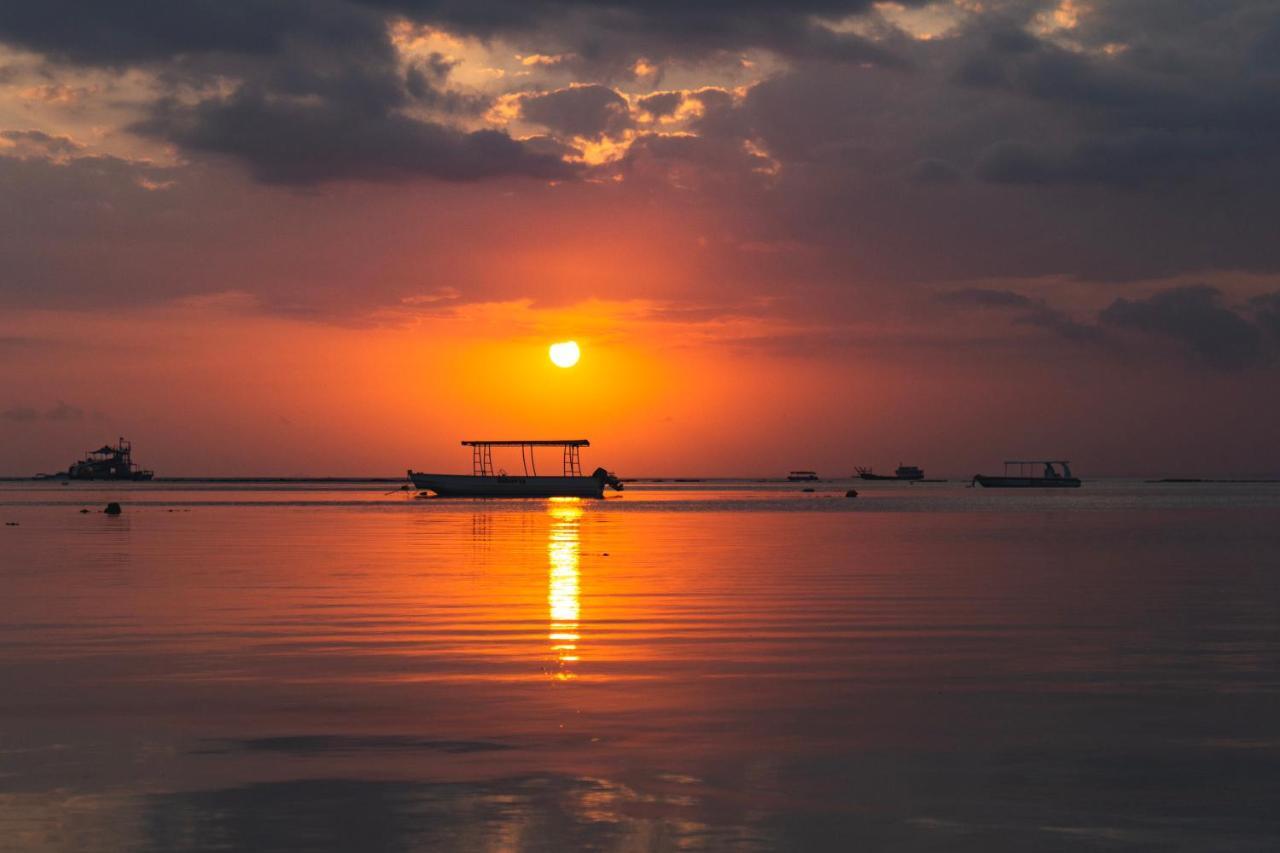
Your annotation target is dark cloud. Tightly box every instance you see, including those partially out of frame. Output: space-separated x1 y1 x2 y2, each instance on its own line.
0 1 914 73
939 285 1280 368
955 24 1161 109
0 0 385 65
45 400 85 421
1099 285 1269 370
356 1 914 68
91 2 574 186
405 54 489 115
955 5 1280 190
686 87 746 140
613 132 775 192
974 130 1241 188
0 149 191 309
0 406 38 422
637 91 682 119
938 288 1100 343
0 129 82 158
939 288 1039 310
137 87 571 186
518 85 633 140
659 3 1280 285
5 2 558 185
1 401 90 422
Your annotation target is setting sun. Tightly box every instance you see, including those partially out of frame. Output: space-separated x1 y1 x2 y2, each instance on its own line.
549 340 580 368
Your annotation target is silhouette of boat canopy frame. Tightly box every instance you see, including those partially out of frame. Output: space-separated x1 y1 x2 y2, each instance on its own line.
408 440 623 498
973 460 1081 488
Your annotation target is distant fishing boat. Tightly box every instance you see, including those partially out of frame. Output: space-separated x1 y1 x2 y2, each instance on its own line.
856 464 924 481
973 460 1081 488
408 440 623 498
787 470 820 481
60 437 154 481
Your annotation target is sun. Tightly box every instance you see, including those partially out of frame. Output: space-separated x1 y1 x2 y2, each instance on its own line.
549 340 580 368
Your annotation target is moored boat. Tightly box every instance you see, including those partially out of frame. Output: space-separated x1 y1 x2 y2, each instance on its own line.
62 437 154 481
408 440 623 498
973 460 1081 488
856 464 924 481
787 470 820 481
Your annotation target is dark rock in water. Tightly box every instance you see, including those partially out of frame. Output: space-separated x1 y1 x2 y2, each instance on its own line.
104 502 122 515
802 487 815 492
79 508 90 513
846 489 858 498
4 521 17 526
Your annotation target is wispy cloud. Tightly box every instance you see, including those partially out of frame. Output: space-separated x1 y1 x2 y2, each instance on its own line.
939 285 1280 370
1 400 101 423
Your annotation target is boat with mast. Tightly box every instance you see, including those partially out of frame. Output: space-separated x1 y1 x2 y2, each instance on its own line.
408 440 623 498
972 460 1081 488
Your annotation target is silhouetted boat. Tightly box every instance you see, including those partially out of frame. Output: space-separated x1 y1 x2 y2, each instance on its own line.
60 437 154 481
973 460 1081 488
408 440 623 498
787 470 820 481
856 464 924 481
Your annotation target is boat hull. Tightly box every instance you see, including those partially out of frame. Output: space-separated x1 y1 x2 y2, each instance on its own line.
974 475 1081 488
65 471 154 481
408 471 607 498
858 473 923 481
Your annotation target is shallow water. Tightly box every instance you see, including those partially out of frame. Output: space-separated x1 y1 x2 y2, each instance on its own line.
2 480 1279 851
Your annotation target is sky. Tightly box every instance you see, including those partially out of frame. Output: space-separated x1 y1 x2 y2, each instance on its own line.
2 0 1279 477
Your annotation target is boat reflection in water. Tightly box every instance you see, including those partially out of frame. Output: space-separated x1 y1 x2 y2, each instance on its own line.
547 498 583 680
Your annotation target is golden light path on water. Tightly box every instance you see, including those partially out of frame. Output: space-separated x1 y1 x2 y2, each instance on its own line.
547 498 583 679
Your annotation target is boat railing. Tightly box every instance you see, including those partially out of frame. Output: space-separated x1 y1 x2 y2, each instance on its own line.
1002 460 1072 478
461 440 591 477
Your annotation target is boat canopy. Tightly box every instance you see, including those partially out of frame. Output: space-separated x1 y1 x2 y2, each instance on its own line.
1003 459 1070 464
460 440 590 477
461 440 589 447
1002 460 1073 478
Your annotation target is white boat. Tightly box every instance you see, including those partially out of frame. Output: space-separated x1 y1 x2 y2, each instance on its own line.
408 440 623 498
973 460 1081 488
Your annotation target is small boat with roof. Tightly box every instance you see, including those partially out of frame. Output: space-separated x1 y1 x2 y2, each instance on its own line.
408 440 623 498
973 460 1081 488
787 470 820 481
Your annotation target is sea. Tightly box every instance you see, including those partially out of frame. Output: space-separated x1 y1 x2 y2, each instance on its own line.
1 479 1279 852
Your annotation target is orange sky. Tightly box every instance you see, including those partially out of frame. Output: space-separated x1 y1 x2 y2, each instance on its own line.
2 289 1275 478
2 2 1280 477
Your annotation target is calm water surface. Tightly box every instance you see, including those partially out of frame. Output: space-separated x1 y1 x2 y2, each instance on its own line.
2 480 1279 851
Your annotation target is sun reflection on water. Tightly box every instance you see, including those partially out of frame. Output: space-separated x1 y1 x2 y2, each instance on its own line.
547 499 583 680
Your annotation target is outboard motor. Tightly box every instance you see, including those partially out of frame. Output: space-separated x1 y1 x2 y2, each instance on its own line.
592 467 624 491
